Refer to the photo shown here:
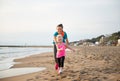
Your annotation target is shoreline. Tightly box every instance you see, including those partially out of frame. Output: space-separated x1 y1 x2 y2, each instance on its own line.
0 46 120 81
0 47 52 71
0 45 53 48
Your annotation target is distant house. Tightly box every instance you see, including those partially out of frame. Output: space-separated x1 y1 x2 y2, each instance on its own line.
95 41 99 46
117 39 120 46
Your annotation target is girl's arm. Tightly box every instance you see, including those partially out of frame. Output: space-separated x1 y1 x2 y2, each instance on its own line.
56 44 63 51
66 44 75 52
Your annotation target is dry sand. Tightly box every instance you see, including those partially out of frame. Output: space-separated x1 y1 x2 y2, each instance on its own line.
0 46 120 81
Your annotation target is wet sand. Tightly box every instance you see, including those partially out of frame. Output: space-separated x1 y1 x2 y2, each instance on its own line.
0 46 120 81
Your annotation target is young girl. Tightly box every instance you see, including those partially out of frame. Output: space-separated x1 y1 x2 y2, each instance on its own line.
56 35 75 74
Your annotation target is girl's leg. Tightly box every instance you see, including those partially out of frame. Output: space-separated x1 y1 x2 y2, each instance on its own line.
57 57 62 74
57 57 61 67
61 56 65 68
57 57 65 67
59 56 65 74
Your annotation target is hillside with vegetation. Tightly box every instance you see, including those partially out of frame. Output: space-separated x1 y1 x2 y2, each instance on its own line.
70 31 120 46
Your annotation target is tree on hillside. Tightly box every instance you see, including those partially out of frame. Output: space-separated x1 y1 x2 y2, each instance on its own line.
108 31 120 45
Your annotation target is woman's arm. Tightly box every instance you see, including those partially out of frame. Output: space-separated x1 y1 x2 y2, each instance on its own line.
53 36 57 44
66 38 69 45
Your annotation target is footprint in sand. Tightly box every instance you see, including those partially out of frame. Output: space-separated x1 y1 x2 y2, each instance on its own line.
26 78 35 81
91 78 101 81
27 75 43 81
44 78 49 80
50 78 60 81
51 75 55 77
35 75 41 79
61 75 67 78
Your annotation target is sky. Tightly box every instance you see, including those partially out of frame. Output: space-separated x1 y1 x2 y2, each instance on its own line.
0 0 120 45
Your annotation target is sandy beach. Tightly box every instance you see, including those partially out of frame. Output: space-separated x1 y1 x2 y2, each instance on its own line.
0 46 120 81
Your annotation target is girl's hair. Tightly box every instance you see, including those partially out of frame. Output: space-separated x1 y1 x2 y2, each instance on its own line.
56 34 63 42
57 24 63 28
57 34 63 38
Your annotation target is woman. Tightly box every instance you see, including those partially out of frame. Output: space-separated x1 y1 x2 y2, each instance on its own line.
53 24 69 70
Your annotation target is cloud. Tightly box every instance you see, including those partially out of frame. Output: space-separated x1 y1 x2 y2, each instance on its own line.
0 0 120 45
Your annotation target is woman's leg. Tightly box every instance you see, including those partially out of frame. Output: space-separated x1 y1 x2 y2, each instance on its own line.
53 44 57 63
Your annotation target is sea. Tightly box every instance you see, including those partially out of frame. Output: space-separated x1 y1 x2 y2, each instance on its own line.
0 47 52 71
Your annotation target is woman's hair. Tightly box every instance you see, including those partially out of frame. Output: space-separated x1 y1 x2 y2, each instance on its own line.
57 24 63 28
